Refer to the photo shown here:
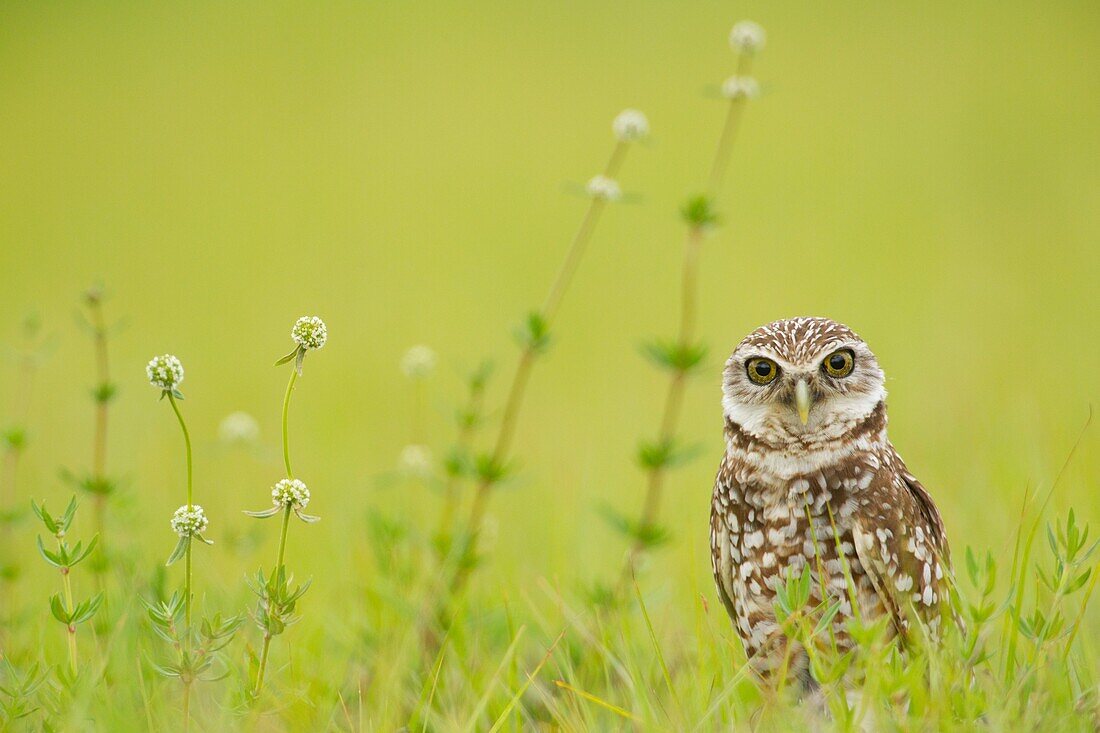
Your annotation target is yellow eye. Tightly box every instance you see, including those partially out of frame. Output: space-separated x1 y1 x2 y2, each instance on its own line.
822 349 855 378
746 357 780 385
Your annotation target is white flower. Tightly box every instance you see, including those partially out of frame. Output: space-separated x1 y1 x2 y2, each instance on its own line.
612 109 649 142
586 175 622 202
399 444 434 479
291 316 328 350
147 354 184 391
271 478 310 509
170 505 208 537
401 345 437 379
218 411 260 445
721 76 760 100
729 20 766 53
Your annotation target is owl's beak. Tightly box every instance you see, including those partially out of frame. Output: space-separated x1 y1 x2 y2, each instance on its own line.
794 379 812 425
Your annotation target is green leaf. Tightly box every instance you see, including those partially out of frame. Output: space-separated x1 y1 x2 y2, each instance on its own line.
165 536 189 566
274 347 299 366
514 311 551 353
71 535 99 566
597 505 671 548
473 453 511 485
1068 568 1092 593
636 439 703 471
92 382 118 404
640 339 707 373
31 500 56 534
680 195 719 227
813 599 842 637
244 506 281 519
71 594 104 625
35 536 62 568
49 594 70 625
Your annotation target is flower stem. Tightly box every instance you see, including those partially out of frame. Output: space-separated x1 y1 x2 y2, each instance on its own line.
167 394 193 508
449 138 632 597
623 49 756 581
253 504 292 700
183 679 192 732
184 542 193 632
90 298 110 483
60 560 78 675
276 504 292 570
89 297 110 588
282 369 298 479
167 393 194 631
253 365 299 699
436 379 487 544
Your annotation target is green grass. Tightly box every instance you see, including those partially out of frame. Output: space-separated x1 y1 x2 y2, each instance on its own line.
1 1 1100 730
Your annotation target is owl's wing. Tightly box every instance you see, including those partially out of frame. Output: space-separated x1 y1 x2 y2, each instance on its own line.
710 469 741 623
852 466 951 637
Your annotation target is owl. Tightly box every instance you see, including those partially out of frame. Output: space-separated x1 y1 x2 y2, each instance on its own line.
709 317 951 687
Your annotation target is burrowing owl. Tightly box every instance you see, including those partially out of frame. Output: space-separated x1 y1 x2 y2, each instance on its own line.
710 317 951 686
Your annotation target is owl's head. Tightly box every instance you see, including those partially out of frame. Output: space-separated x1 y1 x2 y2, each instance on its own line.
722 317 886 445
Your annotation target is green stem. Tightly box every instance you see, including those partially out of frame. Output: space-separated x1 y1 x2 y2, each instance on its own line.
253 506 292 699
449 138 633 599
184 543 193 632
282 369 298 479
276 504 292 570
623 48 756 582
167 394 193 508
90 299 109 481
436 381 486 544
60 564 78 675
90 300 110 578
167 392 194 633
253 365 299 699
706 52 753 198
183 679 191 732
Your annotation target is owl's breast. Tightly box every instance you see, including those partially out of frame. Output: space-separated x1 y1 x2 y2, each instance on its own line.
712 449 888 670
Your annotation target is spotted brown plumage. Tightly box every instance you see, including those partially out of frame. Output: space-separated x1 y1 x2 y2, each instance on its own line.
709 317 951 685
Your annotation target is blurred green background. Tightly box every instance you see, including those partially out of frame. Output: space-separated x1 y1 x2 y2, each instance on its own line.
1 0 1098 616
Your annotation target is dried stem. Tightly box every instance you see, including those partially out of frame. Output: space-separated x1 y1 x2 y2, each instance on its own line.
448 138 632 598
622 49 757 580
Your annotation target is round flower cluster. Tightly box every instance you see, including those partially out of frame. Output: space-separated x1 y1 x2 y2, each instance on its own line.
612 109 649 143
271 478 310 509
170 504 208 537
401 345 437 379
292 316 328 350
399 444 434 479
721 76 760 101
147 354 184 391
729 20 766 53
586 175 622 202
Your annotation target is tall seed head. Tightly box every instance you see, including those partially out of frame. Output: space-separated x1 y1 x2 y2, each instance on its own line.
729 20 766 53
612 109 650 142
401 345 437 379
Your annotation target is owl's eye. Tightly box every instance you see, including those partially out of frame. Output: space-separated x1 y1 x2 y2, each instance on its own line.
822 349 855 378
746 357 780 385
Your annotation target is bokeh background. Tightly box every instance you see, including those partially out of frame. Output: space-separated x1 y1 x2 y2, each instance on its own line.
1 0 1098 624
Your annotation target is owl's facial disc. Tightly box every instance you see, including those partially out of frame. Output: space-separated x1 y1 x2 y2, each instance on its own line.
722 319 886 445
